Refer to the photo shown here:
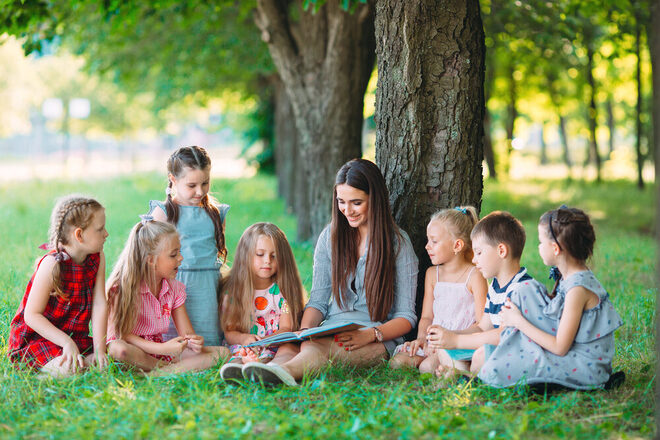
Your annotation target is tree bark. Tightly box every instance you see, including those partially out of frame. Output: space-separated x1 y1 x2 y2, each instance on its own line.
254 0 376 241
375 0 485 327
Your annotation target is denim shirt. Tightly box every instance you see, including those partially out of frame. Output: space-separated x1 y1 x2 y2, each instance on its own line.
306 225 418 340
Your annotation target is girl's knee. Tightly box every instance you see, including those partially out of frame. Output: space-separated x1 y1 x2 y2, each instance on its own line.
470 346 485 374
108 341 129 361
388 353 409 370
418 357 436 374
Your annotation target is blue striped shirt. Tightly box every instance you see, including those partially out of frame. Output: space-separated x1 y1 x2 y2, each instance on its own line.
485 267 533 328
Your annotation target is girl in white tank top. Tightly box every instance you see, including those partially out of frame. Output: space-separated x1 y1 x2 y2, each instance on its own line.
390 207 488 374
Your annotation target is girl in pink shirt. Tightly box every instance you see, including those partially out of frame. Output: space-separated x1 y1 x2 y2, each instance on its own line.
106 217 228 375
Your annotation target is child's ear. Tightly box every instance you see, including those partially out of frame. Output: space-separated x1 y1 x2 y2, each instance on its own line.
168 173 176 186
497 243 509 258
552 242 560 256
73 227 84 243
146 255 155 266
453 239 465 254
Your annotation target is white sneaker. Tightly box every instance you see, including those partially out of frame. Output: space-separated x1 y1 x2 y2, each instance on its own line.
220 362 244 382
242 362 297 386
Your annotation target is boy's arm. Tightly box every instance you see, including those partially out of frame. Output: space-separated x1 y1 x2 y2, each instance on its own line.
91 252 108 366
427 313 499 349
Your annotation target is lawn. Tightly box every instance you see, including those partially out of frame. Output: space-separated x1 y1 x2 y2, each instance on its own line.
0 173 655 439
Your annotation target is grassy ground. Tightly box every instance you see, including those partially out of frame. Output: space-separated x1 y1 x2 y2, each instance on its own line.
0 174 655 439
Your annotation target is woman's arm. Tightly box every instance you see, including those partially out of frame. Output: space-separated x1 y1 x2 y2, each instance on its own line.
299 307 325 330
91 252 108 366
304 227 333 318
500 286 594 356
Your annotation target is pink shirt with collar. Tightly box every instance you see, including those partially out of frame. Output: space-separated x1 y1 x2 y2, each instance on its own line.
108 279 187 341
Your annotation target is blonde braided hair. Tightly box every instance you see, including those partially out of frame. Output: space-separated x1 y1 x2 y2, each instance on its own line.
48 195 103 299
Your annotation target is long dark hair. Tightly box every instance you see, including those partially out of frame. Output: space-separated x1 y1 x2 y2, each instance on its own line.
331 159 400 322
539 206 595 298
165 146 227 262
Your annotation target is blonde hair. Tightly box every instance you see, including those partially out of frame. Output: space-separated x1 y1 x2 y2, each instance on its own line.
221 223 305 333
48 195 104 299
429 206 479 260
107 220 178 338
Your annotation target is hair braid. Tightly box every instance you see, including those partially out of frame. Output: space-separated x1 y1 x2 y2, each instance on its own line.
48 195 103 299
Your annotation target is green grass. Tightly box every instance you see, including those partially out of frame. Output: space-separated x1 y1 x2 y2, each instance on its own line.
0 174 655 439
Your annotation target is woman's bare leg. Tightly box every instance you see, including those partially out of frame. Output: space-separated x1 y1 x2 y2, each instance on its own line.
279 337 388 381
268 343 299 365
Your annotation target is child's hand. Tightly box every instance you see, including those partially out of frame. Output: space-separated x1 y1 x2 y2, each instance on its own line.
426 325 457 349
161 336 188 356
403 338 426 357
240 334 262 346
184 334 204 353
60 340 84 373
94 352 109 369
499 297 523 328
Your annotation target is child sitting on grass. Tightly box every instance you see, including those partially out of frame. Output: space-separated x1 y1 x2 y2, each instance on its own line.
8 195 109 377
106 217 228 375
479 206 624 389
426 211 547 380
389 206 487 374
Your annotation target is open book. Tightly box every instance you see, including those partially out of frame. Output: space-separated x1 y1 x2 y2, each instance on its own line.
244 322 364 348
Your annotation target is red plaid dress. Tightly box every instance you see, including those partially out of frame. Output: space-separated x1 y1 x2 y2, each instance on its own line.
8 252 100 369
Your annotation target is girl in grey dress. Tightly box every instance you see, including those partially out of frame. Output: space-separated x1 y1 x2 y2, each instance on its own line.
479 206 623 389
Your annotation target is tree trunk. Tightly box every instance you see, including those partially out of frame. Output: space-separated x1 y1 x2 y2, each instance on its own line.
375 0 485 328
558 115 572 179
504 60 517 177
483 109 497 179
635 16 644 189
483 42 497 180
649 0 659 434
585 44 602 182
606 96 615 157
272 75 300 212
539 122 548 165
254 0 376 241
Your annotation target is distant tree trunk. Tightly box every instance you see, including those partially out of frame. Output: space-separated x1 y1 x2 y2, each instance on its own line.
483 46 497 180
547 74 572 178
255 0 376 241
635 15 645 189
504 60 517 177
585 43 602 182
606 96 615 157
484 109 497 179
375 0 485 331
649 0 659 434
539 122 548 165
272 75 300 212
558 115 573 178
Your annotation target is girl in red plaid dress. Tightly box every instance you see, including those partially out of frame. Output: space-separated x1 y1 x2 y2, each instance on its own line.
106 218 228 375
8 196 109 377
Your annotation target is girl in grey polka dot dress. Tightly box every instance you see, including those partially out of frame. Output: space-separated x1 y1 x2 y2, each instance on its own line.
478 206 623 390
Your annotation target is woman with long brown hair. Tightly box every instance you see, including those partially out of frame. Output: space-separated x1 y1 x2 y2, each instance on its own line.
242 159 418 385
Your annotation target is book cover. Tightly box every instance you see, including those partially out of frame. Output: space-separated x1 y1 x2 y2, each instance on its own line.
244 322 364 347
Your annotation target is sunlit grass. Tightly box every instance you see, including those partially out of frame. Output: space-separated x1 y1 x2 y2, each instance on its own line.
0 174 655 439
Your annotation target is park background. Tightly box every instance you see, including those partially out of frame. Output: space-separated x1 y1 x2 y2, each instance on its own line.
0 0 657 438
